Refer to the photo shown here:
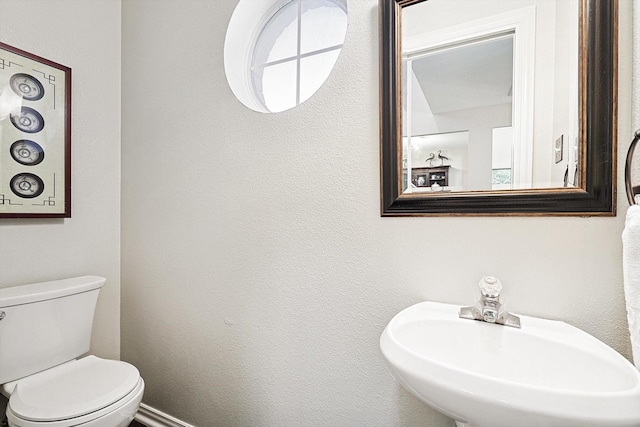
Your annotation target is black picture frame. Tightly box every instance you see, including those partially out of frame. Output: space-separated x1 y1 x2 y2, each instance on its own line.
0 42 71 218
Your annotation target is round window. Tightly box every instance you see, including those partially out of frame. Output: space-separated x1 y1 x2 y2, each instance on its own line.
225 0 348 113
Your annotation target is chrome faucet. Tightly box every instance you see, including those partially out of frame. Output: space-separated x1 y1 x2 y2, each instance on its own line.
459 276 521 328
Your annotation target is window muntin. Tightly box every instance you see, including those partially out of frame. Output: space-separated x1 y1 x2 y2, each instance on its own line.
250 0 347 113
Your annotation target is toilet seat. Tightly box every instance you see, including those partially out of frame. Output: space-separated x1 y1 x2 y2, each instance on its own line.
6 356 141 426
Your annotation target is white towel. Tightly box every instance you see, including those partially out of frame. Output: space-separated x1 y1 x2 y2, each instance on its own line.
623 205 640 368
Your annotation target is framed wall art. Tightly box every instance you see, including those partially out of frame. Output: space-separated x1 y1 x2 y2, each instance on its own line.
0 42 71 218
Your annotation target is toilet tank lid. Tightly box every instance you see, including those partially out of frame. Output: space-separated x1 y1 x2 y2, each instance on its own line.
0 276 106 308
8 356 140 422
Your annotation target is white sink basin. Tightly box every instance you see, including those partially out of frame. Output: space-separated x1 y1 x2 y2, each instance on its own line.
380 301 640 427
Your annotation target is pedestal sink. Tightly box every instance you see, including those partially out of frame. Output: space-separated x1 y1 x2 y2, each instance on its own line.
380 301 640 427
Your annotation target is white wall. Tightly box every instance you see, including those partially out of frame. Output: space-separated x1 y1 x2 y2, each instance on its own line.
121 1 633 427
0 0 122 360
427 104 512 190
634 0 640 196
549 0 580 187
0 1 631 425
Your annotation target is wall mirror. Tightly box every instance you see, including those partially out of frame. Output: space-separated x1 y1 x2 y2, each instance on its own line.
380 0 617 216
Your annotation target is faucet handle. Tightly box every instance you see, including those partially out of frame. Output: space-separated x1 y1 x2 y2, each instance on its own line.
479 276 502 298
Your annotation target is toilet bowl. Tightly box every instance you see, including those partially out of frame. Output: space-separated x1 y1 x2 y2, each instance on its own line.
0 277 145 427
2 357 144 427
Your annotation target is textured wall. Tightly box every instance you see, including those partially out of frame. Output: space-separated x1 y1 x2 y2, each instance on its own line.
121 1 633 426
0 0 122 359
634 0 640 131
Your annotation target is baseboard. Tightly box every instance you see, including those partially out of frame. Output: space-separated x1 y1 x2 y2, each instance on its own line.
135 403 194 427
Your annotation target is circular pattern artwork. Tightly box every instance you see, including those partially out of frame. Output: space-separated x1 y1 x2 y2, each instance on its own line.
10 107 45 133
10 173 45 199
9 73 45 101
10 140 45 166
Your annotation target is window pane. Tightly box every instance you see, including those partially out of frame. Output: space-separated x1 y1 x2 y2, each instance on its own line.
300 0 347 54
240 0 348 112
253 1 299 67
255 60 298 113
299 49 340 103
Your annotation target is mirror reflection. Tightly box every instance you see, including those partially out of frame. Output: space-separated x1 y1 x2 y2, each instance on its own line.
401 0 579 193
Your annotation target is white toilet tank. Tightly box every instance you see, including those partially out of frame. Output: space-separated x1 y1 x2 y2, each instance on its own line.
0 276 106 384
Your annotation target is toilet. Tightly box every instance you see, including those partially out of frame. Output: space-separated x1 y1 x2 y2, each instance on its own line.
0 276 144 427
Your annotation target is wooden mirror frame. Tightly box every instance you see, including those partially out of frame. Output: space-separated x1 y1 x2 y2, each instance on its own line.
380 0 617 216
